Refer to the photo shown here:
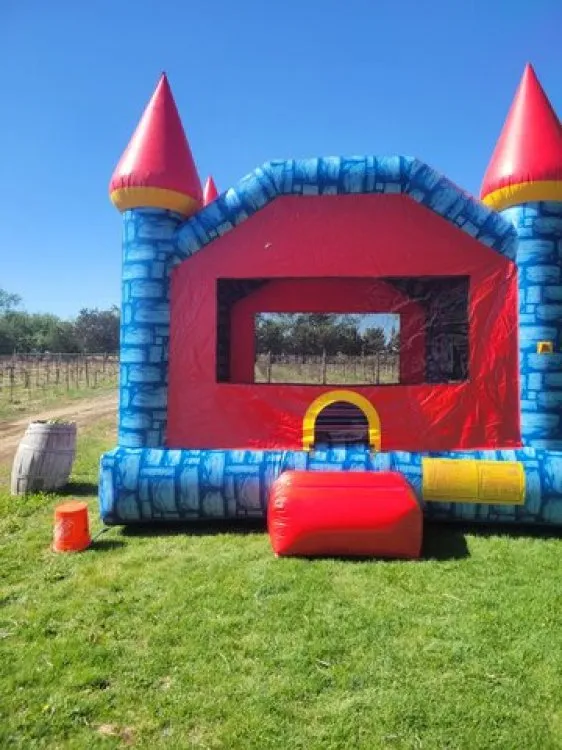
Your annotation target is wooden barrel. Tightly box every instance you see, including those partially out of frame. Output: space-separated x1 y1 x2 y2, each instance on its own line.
11 421 77 495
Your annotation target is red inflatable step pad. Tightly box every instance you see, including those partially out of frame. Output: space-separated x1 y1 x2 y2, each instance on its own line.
268 471 422 559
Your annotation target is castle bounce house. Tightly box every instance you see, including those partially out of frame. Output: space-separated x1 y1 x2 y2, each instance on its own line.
99 63 562 544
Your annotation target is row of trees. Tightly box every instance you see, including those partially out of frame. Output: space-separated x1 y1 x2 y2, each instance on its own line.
0 289 119 355
256 313 399 356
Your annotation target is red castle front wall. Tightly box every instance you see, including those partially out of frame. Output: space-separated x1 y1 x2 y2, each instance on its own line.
167 194 520 452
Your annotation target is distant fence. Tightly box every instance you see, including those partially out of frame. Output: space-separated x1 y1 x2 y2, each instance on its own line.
255 352 399 385
0 353 119 407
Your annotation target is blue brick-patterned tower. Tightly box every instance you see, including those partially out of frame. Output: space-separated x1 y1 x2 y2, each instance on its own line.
108 73 203 448
502 202 562 448
480 63 562 449
117 208 185 447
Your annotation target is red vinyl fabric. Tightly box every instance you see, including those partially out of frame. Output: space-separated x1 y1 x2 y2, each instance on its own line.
268 471 423 559
203 175 219 205
168 193 520 452
109 74 202 200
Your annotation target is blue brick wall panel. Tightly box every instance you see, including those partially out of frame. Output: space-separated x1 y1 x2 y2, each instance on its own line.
504 202 562 447
118 209 184 448
99 447 562 526
175 157 517 260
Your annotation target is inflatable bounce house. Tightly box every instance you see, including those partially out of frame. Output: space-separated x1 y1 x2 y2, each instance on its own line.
99 62 562 548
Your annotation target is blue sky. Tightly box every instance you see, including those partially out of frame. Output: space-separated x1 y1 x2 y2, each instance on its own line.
1 0 560 319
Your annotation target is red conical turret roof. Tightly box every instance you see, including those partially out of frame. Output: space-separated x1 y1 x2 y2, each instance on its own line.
109 73 203 216
203 175 219 205
480 63 562 211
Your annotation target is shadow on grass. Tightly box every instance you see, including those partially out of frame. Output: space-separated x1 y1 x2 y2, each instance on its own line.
119 520 471 562
422 523 470 560
120 518 266 538
116 521 480 562
426 519 562 542
90 538 127 551
103 519 560 562
421 520 561 561
60 482 99 498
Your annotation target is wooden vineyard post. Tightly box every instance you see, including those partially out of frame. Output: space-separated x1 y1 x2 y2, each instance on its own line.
9 365 15 403
321 349 327 384
266 351 272 383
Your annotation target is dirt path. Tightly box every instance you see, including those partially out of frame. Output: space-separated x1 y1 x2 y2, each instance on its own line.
0 393 118 464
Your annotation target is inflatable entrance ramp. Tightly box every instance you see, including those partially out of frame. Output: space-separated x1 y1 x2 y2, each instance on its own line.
268 471 422 559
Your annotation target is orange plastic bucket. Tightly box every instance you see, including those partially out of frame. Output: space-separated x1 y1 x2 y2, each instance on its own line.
53 501 91 552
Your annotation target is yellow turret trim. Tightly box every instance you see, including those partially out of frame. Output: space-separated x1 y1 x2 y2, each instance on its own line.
482 180 562 212
302 390 381 451
110 186 201 217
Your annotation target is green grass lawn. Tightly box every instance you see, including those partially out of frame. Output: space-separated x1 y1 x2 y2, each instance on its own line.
1 421 561 749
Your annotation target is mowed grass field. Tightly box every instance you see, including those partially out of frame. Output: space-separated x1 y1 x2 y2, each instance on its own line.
1 418 561 748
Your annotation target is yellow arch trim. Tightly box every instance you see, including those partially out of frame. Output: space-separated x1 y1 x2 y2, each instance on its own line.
481 180 562 212
110 186 201 217
302 390 381 451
